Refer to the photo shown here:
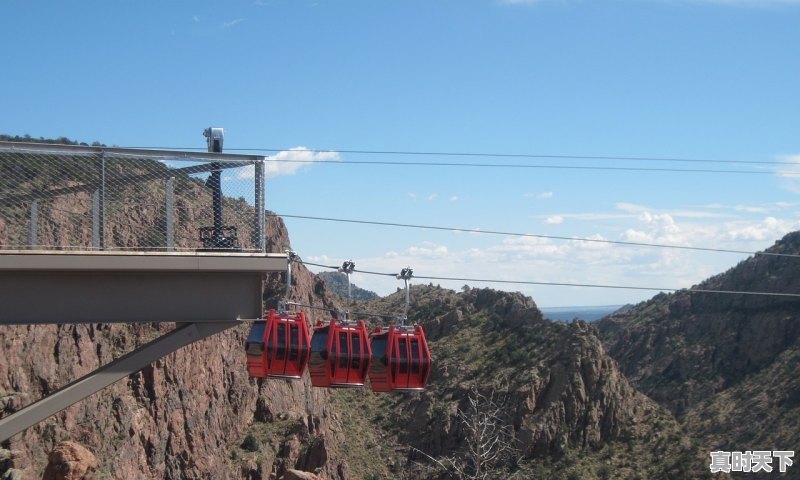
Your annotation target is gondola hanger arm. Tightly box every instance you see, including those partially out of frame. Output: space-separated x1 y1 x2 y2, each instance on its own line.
397 267 413 326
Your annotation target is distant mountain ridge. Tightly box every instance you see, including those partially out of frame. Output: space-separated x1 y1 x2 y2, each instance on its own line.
317 271 379 301
540 304 626 322
597 230 800 453
343 286 709 479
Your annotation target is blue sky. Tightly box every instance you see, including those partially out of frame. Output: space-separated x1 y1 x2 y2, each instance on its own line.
2 0 800 306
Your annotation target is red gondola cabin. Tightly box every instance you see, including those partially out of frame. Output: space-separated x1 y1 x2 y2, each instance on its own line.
309 318 372 388
246 309 311 379
368 325 431 392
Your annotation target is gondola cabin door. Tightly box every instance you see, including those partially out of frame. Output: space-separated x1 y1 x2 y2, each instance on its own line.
309 318 372 388
369 325 431 392
246 309 311 379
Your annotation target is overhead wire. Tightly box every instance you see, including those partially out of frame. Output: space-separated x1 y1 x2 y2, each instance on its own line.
118 146 798 175
286 301 398 320
268 213 800 259
295 259 800 299
259 159 781 175
23 141 794 297
126 145 797 167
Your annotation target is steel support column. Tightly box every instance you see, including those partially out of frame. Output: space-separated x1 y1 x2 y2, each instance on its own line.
254 159 265 252
28 200 38 249
165 177 175 251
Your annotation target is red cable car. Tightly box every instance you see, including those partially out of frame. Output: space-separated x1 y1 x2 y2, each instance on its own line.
308 317 372 388
246 309 311 379
368 325 431 392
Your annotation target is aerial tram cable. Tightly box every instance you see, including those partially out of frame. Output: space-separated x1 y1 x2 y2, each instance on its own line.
125 144 797 167
269 213 800 259
244 254 432 392
294 259 800 299
241 157 783 175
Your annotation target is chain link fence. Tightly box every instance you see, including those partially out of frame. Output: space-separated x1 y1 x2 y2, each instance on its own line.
0 142 266 252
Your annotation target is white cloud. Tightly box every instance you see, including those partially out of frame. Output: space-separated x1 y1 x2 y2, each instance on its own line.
408 192 417 201
231 147 339 180
427 193 438 201
306 199 800 307
616 202 649 213
724 217 798 241
449 195 460 202
192 15 200 22
236 147 340 179
344 211 800 306
221 19 244 28
524 191 554 199
622 229 653 243
406 244 449 258
537 212 635 221
545 215 564 225
777 155 800 193
667 210 736 219
734 205 770 214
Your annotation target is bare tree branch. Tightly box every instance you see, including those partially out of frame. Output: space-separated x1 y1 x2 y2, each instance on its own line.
413 383 519 480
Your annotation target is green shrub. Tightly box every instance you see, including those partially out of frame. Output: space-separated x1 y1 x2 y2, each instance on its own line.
241 433 259 452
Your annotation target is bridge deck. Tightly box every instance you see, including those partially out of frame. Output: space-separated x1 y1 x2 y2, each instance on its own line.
0 250 286 324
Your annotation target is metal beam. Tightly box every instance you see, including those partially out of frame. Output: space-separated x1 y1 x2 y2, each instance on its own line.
0 140 264 163
27 200 38 249
0 251 284 325
0 321 240 442
0 251 287 272
91 189 101 249
165 177 175 251
254 158 265 252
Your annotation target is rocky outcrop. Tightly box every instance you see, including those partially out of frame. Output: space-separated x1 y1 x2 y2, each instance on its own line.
0 214 349 479
596 230 800 456
359 286 703 478
282 470 323 480
42 441 97 480
597 231 800 418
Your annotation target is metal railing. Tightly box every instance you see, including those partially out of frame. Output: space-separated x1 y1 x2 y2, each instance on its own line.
0 142 266 253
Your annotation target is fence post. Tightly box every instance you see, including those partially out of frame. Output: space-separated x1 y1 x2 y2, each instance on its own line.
92 153 106 250
28 200 38 249
254 159 265 252
165 177 175 251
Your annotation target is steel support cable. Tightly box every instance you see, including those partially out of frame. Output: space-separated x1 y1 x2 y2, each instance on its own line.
286 301 397 320
240 159 781 175
269 214 800 259
127 145 797 167
294 260 800 299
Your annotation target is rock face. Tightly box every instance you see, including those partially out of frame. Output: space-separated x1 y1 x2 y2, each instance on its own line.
282 470 323 480
354 286 704 479
0 213 349 479
596 230 800 450
42 441 98 480
597 231 800 414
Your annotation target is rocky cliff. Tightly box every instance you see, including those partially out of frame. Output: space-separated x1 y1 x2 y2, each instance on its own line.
0 210 358 480
345 286 708 479
597 230 800 454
